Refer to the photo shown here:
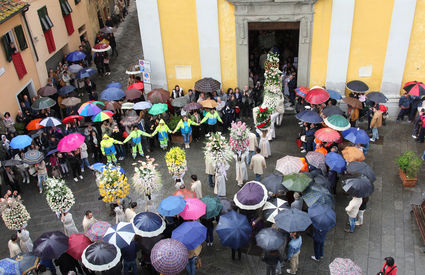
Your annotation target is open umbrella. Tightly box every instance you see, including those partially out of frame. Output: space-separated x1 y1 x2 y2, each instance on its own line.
216 211 251 249
61 97 81 107
106 82 122 89
327 89 342 100
103 222 135 249
282 173 312 192
366 91 387 103
179 198 206 220
200 196 223 219
322 105 344 117
121 102 135 110
171 221 206 250
67 234 92 260
132 212 166 237
256 228 285 251
171 97 189 108
158 196 186 217
302 184 334 207
183 102 203 111
404 81 425 97
219 197 236 215
0 258 19 274
342 97 363 109
200 99 218 109
274 208 312 232
342 127 369 145
100 88 125 101
195 77 220 93
342 175 374 198
66 51 86 62
37 86 57 97
12 253 39 274
62 115 83 124
23 150 44 165
305 88 329 104
329 258 362 275
31 97 56 110
68 64 83 74
92 43 111 52
86 221 111 242
342 146 365 162
346 161 376 183
234 181 268 210
306 151 326 173
308 204 336 231
346 80 369 93
100 26 115 33
125 88 142 100
262 173 287 194
40 117 62 127
325 152 346 173
173 188 196 199
128 82 144 90
33 231 68 260
151 239 188 275
324 115 351 131
275 156 303 175
120 115 139 126
76 68 96 79
82 242 121 272
10 135 32 149
262 198 289 223
57 133 85 153
90 163 125 174
26 118 43 131
2 159 22 166
133 101 152 110
295 86 309 98
148 103 168 115
295 110 323 124
104 101 121 112
91 110 114 122
136 234 164 252
78 102 102 116
125 64 142 75
314 127 341 142
147 89 169 103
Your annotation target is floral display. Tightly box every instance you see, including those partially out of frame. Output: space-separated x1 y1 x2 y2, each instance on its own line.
165 147 187 179
263 51 284 109
204 132 233 168
229 121 250 154
97 164 130 204
256 106 273 129
0 191 30 230
133 156 162 199
45 177 75 213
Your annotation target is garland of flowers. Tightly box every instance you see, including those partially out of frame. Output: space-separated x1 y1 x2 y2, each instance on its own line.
229 121 250 154
256 107 273 129
204 132 233 168
263 51 283 109
0 191 30 230
97 165 130 204
45 177 75 213
165 147 187 179
132 156 162 198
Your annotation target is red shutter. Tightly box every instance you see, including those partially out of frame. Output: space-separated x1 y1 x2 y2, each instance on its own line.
64 14 74 35
44 29 56 53
11 52 27 79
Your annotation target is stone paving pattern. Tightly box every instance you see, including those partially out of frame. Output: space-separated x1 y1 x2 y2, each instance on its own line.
1 3 425 274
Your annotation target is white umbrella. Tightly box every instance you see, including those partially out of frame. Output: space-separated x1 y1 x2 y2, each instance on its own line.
102 222 135 248
262 198 289 223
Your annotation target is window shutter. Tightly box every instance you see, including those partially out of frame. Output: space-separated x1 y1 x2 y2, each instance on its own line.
60 0 72 17
11 52 27 79
38 7 54 32
1 35 12 62
14 25 28 51
64 14 74 35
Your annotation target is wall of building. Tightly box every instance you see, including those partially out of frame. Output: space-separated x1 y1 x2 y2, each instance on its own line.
0 13 41 117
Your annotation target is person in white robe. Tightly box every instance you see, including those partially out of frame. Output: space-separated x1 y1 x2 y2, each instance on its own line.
62 212 79 236
17 229 33 252
234 152 248 187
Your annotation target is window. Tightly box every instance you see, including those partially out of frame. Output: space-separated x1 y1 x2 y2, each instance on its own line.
14 25 28 51
1 31 17 62
37 6 54 32
59 0 72 17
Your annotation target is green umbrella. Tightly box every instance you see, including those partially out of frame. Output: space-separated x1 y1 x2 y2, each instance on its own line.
324 114 350 131
148 103 168 115
200 196 223 219
282 173 312 192
31 97 56 110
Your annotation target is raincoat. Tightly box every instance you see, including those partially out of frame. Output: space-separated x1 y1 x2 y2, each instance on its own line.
100 134 123 163
151 119 172 149
123 129 151 158
201 111 223 125
173 119 199 135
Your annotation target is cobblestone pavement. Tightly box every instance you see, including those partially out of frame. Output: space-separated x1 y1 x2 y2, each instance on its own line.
2 3 425 274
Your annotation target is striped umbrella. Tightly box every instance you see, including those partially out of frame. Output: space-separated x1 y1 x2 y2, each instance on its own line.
82 242 121 272
23 150 44 165
275 156 303 175
329 258 362 275
173 188 197 199
262 198 289 223
151 239 188 275
194 77 220 93
86 221 111 242
404 81 425 97
132 212 166 237
78 102 102 116
92 110 114 122
103 222 135 248
179 198 206 220
40 117 62 127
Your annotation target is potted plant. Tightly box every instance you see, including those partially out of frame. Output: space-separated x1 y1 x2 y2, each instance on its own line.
166 114 192 144
396 151 423 187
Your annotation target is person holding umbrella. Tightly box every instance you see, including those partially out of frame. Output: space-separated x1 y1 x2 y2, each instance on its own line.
263 250 284 275
172 115 199 149
151 119 172 150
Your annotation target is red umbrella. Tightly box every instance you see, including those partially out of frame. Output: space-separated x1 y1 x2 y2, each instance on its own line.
92 43 111 53
147 89 169 104
128 82 144 90
125 88 142 100
403 81 425 97
314 128 341 142
26 118 43 131
67 234 92 260
173 188 197 199
62 115 84 124
305 88 330 104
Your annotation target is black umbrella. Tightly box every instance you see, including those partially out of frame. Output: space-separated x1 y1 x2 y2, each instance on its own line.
262 173 287 194
136 234 164 252
342 175 374 198
82 242 121 272
255 228 284 251
346 161 376 183
33 231 68 260
366 92 388 103
219 197 236 215
346 80 369 93
2 159 22 167
171 97 189 108
194 77 221 93
322 105 344 117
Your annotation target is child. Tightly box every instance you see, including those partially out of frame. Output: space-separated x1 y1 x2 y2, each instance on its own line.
259 129 271 158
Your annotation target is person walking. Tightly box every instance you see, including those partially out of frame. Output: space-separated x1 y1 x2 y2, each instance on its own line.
356 196 369 226
246 131 258 165
379 257 397 275
79 142 91 173
82 210 97 233
286 232 302 274
345 197 362 233
114 203 126 223
17 229 33 253
190 174 202 198
121 239 139 275
8 234 21 257
201 217 214 246
35 160 47 193
370 107 383 142
263 250 283 275
214 164 228 197
396 92 411 121
68 152 82 182
234 152 248 187
125 202 137 222
311 228 329 261
250 148 266 181
108 33 118 57
259 129 271 158
61 212 79 236
205 158 215 188
172 115 199 148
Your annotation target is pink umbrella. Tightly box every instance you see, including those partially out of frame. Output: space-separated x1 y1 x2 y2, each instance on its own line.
179 198 206 220
57 133 85 153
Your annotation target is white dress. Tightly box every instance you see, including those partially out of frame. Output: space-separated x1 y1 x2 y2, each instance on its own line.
62 213 79 236
214 166 228 197
258 130 271 158
234 152 248 186
17 229 33 253
114 205 126 224
269 112 279 140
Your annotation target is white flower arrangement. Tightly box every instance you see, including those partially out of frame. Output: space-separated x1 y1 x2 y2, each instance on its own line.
263 51 283 109
132 156 162 197
0 191 30 230
45 177 75 213
204 132 233 168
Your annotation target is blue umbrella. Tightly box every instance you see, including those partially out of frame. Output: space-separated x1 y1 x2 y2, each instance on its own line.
107 82 122 89
46 149 58 157
10 135 32 149
171 221 206 250
295 110 323 124
23 150 44 165
255 228 284 251
274 208 312 232
158 196 186 217
77 68 96 79
327 89 342 100
308 204 336 231
66 51 86 62
262 173 287 194
216 211 251 249
91 163 125 174
103 222 135 248
40 117 62 127
325 152 346 173
302 184 334 207
0 258 19 274
100 88 125 101
342 127 370 145
58 85 76 95
132 212 166 237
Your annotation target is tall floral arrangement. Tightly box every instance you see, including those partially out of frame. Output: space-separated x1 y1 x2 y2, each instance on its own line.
165 147 187 179
204 132 233 168
229 121 250 154
45 177 75 213
97 165 130 204
263 51 283 109
0 191 30 230
133 156 162 199
255 106 273 129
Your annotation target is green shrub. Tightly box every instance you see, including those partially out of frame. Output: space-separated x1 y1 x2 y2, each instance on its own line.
396 151 423 178
166 114 182 132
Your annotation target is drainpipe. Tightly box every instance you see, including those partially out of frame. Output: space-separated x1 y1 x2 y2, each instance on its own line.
22 5 39 62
